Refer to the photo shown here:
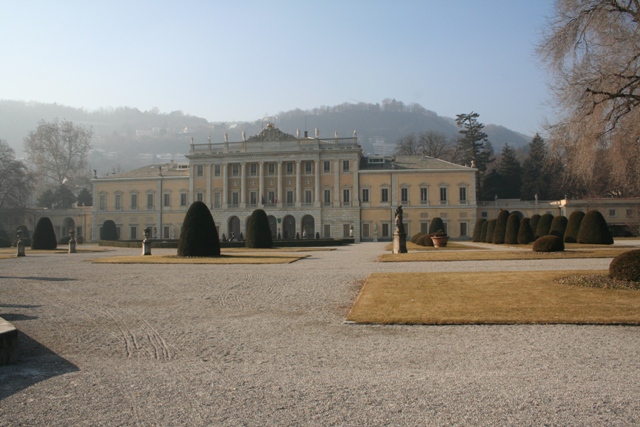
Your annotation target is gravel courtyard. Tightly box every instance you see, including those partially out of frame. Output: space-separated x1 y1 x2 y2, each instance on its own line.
1 242 638 426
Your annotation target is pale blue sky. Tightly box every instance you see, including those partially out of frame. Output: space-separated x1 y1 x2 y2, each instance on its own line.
1 0 555 135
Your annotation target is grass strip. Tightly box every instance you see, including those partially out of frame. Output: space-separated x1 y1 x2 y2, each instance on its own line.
346 270 640 325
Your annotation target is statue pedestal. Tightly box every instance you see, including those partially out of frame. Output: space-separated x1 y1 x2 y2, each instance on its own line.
392 232 407 254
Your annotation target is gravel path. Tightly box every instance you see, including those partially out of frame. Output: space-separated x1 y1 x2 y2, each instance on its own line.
0 242 638 426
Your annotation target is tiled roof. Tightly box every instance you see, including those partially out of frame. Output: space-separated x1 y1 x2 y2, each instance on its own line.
100 163 189 179
360 156 473 171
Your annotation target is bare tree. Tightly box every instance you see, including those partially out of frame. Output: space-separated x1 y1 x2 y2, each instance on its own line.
538 0 640 196
0 139 33 210
418 130 451 158
394 133 421 156
24 118 93 189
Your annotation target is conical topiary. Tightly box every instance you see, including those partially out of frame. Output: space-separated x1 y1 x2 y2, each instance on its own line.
505 213 521 244
246 209 273 248
472 218 486 242
485 219 497 243
529 214 541 237
549 215 568 239
428 217 445 234
492 210 510 244
101 220 118 240
177 201 221 257
480 220 489 242
517 217 535 244
609 249 640 282
31 217 57 250
534 213 554 239
564 211 585 243
577 210 613 244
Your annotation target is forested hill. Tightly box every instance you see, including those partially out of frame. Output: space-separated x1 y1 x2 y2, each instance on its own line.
0 99 531 172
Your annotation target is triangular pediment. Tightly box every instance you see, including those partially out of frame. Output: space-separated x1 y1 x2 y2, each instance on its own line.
247 124 297 142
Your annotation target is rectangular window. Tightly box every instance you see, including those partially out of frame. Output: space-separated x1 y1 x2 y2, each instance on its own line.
440 187 448 204
382 223 390 238
214 165 221 177
362 223 370 238
286 162 294 175
343 189 350 204
286 190 294 205
196 192 203 202
362 188 369 203
420 187 428 204
381 188 389 203
163 226 170 239
130 226 137 240
232 164 239 176
401 188 409 203
196 165 203 177
214 193 221 208
460 222 468 237
250 164 257 176
231 192 239 206
342 160 350 172
481 211 488 218
609 209 617 217
115 194 122 210
163 193 170 207
267 190 275 205
324 224 331 238
459 187 467 204
180 193 187 207
268 163 276 175
131 194 138 210
324 189 331 205
250 192 257 206
421 222 429 233
323 161 331 173
305 161 312 174
304 190 312 204
343 224 351 238
147 194 154 209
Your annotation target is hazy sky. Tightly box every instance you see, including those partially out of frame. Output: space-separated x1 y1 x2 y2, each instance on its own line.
1 0 555 136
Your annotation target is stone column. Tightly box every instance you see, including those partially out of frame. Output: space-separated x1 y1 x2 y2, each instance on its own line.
240 162 246 208
295 160 301 207
206 164 212 208
277 161 283 209
259 161 264 206
222 163 228 209
314 159 320 207
352 161 359 207
334 159 340 207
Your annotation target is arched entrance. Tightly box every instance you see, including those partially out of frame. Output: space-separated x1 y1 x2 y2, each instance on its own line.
282 215 295 239
267 215 277 239
301 215 315 239
62 217 75 238
228 216 240 240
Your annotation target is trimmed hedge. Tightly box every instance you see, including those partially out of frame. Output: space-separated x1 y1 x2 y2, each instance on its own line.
532 235 564 252
505 213 521 244
549 215 568 239
31 217 57 250
416 233 435 247
485 219 497 243
428 217 445 234
410 233 423 243
609 249 640 282
0 237 11 248
246 209 273 248
564 211 585 243
517 217 535 244
472 218 486 242
529 214 541 237
577 210 613 244
101 220 118 240
177 201 221 257
480 220 489 242
492 210 510 244
534 213 554 239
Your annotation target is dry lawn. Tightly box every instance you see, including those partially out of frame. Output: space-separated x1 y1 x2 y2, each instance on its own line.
384 241 480 252
347 270 640 325
88 253 308 264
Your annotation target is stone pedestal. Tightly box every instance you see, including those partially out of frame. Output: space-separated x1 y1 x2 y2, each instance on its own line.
16 232 25 257
142 227 152 256
68 230 77 253
392 232 407 254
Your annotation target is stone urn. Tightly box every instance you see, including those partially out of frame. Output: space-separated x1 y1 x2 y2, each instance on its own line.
431 233 449 248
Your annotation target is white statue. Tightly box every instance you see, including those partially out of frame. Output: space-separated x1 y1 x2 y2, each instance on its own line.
224 132 228 142
315 127 319 138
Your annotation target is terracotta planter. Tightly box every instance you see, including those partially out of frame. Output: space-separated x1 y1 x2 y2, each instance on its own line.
431 235 449 248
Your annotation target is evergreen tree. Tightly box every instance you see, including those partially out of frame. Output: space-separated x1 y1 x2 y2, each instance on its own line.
177 201 221 256
53 184 77 209
520 134 563 200
455 112 494 199
37 189 56 209
497 144 521 199
77 188 93 206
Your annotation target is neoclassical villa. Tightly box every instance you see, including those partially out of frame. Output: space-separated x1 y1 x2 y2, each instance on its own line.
90 125 478 242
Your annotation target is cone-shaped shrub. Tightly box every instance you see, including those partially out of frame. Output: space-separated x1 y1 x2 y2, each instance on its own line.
549 215 568 239
505 213 521 244
472 218 486 242
517 217 535 244
31 217 57 249
532 235 564 252
564 211 585 243
577 210 613 244
609 249 640 282
101 220 118 240
177 201 221 257
492 210 510 244
485 219 497 243
480 220 489 242
246 209 273 248
428 217 445 234
529 214 541 237
535 213 554 239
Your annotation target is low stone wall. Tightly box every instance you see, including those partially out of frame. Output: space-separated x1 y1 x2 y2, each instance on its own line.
0 317 18 365
98 238 355 249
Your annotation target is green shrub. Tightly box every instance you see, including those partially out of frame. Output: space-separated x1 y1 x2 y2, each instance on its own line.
485 219 497 243
480 220 489 242
31 217 57 250
0 237 11 248
492 210 510 244
534 213 554 239
417 233 435 247
177 201 221 257
529 214 541 236
609 249 640 282
517 218 535 244
549 215 568 239
472 218 486 242
532 235 564 252
246 209 273 248
505 213 521 244
410 233 424 244
577 210 613 244
564 211 585 243
428 217 445 234
101 220 118 240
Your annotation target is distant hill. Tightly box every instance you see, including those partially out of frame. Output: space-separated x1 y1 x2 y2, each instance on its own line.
0 99 532 173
